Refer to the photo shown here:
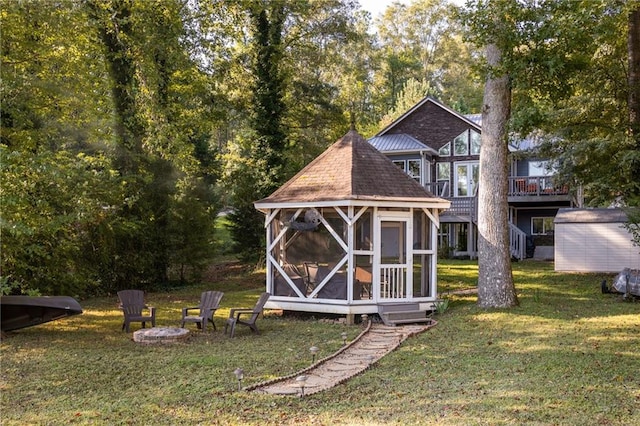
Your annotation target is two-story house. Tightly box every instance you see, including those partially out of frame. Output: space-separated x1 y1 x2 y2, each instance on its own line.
369 96 579 260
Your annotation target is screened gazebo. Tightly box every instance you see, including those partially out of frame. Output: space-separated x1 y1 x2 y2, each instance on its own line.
254 130 450 322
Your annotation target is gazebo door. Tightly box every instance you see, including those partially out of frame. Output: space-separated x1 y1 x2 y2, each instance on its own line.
375 213 413 301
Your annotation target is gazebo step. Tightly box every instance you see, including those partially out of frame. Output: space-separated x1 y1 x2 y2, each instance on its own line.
378 304 431 326
384 310 427 320
380 312 432 326
378 303 420 313
384 317 434 326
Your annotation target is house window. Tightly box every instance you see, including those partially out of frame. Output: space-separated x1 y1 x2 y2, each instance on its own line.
393 160 406 170
392 159 421 183
454 132 468 155
453 130 481 156
436 163 450 181
532 217 554 235
528 161 556 190
438 223 450 249
470 130 481 155
438 142 451 156
408 159 421 182
455 162 479 197
529 161 549 176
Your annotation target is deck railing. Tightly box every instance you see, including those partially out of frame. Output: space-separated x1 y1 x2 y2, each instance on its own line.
427 176 569 199
425 181 449 197
446 197 476 218
508 176 569 196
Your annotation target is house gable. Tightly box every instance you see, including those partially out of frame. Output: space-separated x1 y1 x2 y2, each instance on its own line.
376 97 481 152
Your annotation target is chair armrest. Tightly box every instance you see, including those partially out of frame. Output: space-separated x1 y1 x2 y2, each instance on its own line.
229 308 254 320
182 307 198 316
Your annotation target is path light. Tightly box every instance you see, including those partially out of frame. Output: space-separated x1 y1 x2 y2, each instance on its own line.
341 332 348 346
309 346 319 364
233 368 244 391
296 375 308 397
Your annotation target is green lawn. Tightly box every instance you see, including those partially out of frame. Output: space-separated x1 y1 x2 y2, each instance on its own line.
1 261 639 425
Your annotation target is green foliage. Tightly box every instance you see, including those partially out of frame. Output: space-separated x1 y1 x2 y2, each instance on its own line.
84 0 223 290
220 134 263 263
224 2 290 263
437 240 453 259
462 0 637 205
248 2 288 195
623 205 640 252
433 297 450 314
379 77 432 128
376 0 483 113
1 0 222 296
1 0 112 152
4 0 637 298
0 147 120 296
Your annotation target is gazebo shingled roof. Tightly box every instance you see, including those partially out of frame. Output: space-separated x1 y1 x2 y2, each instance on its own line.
256 130 444 205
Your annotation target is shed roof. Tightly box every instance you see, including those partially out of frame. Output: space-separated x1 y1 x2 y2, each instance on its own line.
255 130 449 207
554 208 630 224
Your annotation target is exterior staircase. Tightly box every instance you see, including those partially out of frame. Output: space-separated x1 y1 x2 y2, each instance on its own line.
509 222 527 260
439 196 527 261
378 303 434 326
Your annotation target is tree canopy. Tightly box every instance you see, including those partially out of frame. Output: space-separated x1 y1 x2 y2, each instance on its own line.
461 0 638 308
1 0 635 297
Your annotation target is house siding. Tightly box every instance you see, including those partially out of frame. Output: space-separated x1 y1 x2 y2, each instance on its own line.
387 154 421 162
515 208 559 235
387 101 472 152
371 96 577 259
555 221 640 273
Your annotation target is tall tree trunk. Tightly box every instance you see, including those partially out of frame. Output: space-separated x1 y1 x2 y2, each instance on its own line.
228 3 289 262
628 7 640 198
87 0 173 286
86 0 144 175
250 3 287 196
477 43 518 308
629 8 640 138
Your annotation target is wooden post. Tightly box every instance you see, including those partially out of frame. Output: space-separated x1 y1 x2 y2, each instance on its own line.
345 314 355 325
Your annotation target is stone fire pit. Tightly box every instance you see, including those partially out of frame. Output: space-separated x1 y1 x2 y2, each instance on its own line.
133 327 190 344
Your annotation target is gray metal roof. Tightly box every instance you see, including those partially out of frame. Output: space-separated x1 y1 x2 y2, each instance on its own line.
554 208 630 223
368 133 437 155
464 113 482 126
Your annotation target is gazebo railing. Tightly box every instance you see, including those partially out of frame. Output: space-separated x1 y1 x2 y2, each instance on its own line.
380 265 407 299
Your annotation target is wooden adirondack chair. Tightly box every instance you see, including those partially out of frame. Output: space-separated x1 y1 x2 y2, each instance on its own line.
224 292 270 338
180 290 224 331
117 290 156 332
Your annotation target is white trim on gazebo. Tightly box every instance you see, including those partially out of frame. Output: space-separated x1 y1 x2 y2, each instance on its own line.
255 205 447 316
253 130 450 319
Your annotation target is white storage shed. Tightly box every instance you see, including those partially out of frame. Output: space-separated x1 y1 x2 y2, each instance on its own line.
554 208 640 272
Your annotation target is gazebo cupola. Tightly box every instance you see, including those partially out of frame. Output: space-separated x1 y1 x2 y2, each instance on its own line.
254 130 450 319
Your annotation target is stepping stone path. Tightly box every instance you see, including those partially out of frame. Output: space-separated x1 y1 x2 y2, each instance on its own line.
246 320 437 396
